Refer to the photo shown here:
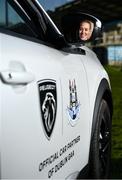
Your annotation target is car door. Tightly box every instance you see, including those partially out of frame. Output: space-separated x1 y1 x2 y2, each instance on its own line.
0 0 90 179
58 51 90 179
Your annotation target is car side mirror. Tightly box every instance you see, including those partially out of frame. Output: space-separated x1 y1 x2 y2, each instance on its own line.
61 12 102 44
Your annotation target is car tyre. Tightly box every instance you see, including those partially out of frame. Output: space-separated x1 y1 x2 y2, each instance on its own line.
89 99 112 179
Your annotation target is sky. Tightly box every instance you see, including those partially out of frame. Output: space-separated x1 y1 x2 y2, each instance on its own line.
38 0 74 11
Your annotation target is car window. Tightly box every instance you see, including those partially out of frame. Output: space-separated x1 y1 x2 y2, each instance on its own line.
0 0 37 38
0 0 6 27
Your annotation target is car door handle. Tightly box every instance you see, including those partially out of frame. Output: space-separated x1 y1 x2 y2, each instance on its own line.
0 71 35 85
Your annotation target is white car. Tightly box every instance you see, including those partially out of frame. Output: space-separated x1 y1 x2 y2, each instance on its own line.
0 0 113 179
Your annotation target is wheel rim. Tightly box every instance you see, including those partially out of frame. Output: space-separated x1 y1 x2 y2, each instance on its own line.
99 113 111 177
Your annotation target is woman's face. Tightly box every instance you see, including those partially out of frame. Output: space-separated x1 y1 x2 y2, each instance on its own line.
79 21 92 41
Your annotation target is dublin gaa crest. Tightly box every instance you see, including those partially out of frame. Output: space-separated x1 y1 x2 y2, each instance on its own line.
38 79 57 140
67 80 80 126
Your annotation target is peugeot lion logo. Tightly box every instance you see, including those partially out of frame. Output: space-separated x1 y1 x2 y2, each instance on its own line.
38 79 57 140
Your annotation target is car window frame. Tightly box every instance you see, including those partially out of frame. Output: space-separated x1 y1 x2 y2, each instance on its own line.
0 0 53 48
0 0 67 49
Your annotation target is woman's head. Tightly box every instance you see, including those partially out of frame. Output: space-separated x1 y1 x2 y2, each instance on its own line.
79 20 94 41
